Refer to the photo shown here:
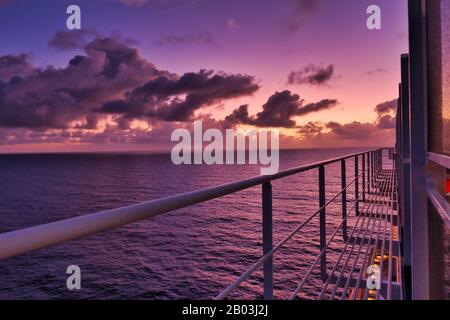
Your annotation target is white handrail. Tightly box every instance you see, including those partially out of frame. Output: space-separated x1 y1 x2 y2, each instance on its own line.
0 149 377 261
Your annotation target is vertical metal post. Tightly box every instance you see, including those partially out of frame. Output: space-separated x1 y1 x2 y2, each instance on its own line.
374 151 377 188
355 155 359 215
262 182 273 300
376 150 379 174
341 160 348 241
378 150 380 171
379 149 383 170
400 54 412 299
373 151 376 180
375 150 380 175
408 0 430 299
362 154 366 202
378 150 380 174
371 151 375 189
319 166 327 281
377 150 380 172
380 149 382 170
368 152 371 194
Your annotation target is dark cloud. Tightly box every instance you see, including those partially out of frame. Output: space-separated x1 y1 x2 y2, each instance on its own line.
296 99 339 116
48 29 98 50
288 64 336 86
86 37 160 79
157 31 215 46
0 37 175 129
247 90 303 128
0 36 259 137
0 54 35 81
375 99 397 115
374 98 397 129
225 90 338 128
224 105 251 127
100 69 259 123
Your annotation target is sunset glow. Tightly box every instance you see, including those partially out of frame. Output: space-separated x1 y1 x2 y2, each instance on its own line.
0 0 409 153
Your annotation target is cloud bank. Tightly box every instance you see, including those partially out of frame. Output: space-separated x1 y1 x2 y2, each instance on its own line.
0 32 396 150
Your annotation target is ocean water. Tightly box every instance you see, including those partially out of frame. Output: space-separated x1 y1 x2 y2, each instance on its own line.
0 148 369 300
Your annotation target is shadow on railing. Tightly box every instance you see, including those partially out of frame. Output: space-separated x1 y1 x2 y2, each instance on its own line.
0 148 390 299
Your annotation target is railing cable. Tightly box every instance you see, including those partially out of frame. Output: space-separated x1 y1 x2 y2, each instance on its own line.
215 167 367 300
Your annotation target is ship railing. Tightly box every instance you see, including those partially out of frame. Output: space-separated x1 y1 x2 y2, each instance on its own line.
426 152 450 229
0 148 389 299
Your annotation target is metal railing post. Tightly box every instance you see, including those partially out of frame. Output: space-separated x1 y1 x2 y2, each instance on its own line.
262 182 273 300
319 166 327 282
368 152 371 194
379 149 382 171
341 160 348 241
371 151 375 189
355 155 359 215
362 154 366 202
375 150 378 176
378 150 380 172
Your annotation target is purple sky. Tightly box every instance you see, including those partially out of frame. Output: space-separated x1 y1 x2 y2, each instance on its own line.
0 0 408 152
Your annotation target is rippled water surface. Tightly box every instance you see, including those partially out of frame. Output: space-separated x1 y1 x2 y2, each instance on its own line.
0 148 370 299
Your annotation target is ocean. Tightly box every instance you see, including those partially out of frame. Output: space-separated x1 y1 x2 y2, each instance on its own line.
0 148 369 300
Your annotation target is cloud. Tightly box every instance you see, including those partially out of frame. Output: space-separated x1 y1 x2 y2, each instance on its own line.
278 120 395 149
281 0 322 33
117 0 207 7
226 18 240 32
0 115 229 149
48 29 99 50
377 115 396 129
157 31 216 46
296 98 338 116
0 37 173 129
288 64 336 86
100 69 259 123
374 98 397 129
295 97 400 142
0 54 35 81
118 0 148 6
364 68 388 76
326 121 379 140
375 99 397 115
225 90 338 128
297 122 324 136
0 35 259 133
223 96 399 149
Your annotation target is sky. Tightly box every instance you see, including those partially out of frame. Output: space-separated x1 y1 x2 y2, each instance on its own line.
0 0 409 153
